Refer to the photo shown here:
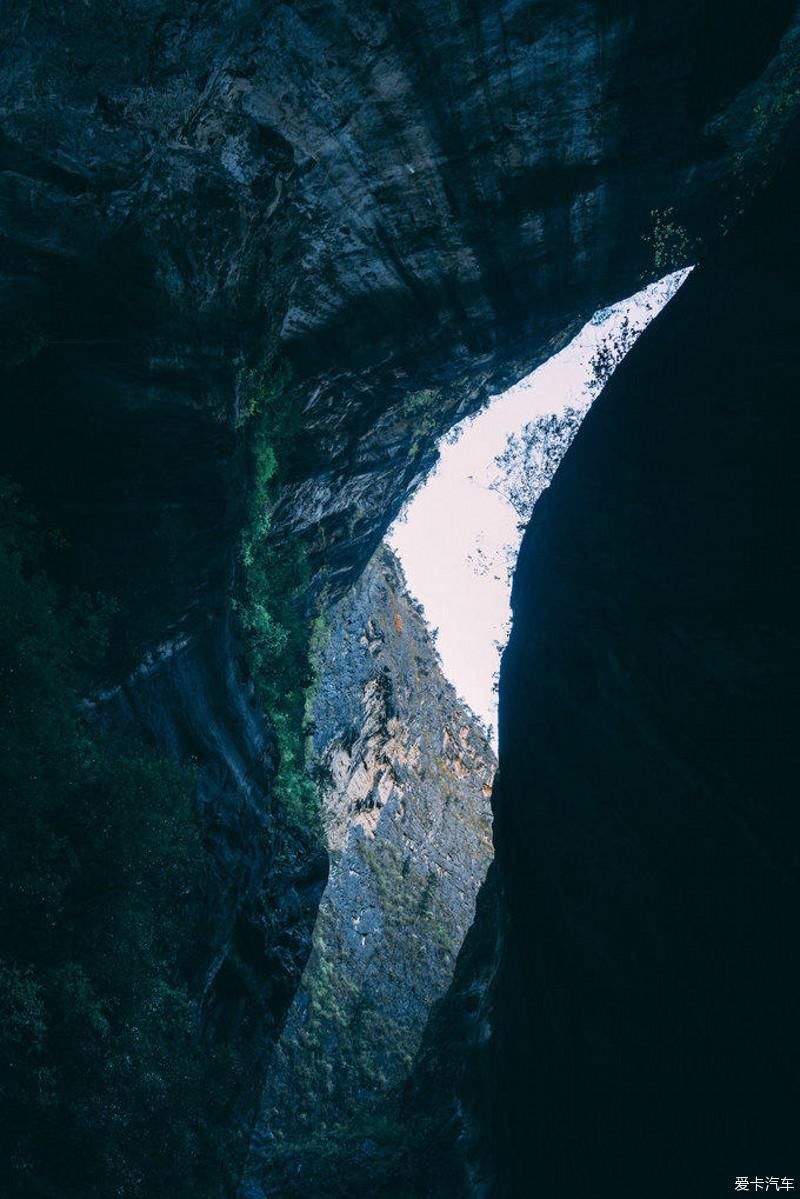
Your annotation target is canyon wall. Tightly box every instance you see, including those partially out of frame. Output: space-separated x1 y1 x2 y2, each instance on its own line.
406 159 800 1198
1 3 798 1194
3 1 797 611
243 546 494 1195
2 7 795 1071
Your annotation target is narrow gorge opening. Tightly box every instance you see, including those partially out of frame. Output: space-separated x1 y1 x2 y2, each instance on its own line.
388 270 690 744
242 270 690 1195
5 6 797 1195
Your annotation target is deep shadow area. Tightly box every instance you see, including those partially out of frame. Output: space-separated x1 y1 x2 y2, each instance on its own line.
0 243 241 666
482 160 800 1196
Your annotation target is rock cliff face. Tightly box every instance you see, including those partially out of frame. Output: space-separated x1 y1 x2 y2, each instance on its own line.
243 547 494 1195
407 160 800 1198
2 2 798 612
1 2 799 1193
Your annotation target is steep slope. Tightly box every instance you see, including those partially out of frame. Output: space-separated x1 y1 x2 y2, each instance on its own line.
244 547 495 1196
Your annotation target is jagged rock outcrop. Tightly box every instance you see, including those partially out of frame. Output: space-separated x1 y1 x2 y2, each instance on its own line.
406 160 800 1198
243 547 494 1195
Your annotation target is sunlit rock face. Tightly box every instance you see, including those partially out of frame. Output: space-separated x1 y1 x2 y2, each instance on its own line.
243 547 494 1195
408 161 800 1198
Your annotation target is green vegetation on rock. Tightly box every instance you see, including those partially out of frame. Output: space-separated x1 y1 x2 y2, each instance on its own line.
258 1090 443 1199
643 206 694 272
233 363 325 833
403 387 442 458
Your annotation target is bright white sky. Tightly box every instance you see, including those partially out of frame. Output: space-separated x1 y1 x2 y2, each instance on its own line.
387 270 689 745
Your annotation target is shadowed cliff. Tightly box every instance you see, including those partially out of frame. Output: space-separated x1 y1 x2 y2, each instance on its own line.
406 159 800 1198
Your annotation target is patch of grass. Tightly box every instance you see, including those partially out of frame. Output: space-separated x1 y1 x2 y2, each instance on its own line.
356 838 458 956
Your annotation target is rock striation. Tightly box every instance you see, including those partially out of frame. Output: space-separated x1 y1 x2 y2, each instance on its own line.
94 612 328 1071
2 2 798 612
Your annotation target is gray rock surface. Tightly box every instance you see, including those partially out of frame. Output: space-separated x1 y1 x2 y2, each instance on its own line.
243 546 495 1194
